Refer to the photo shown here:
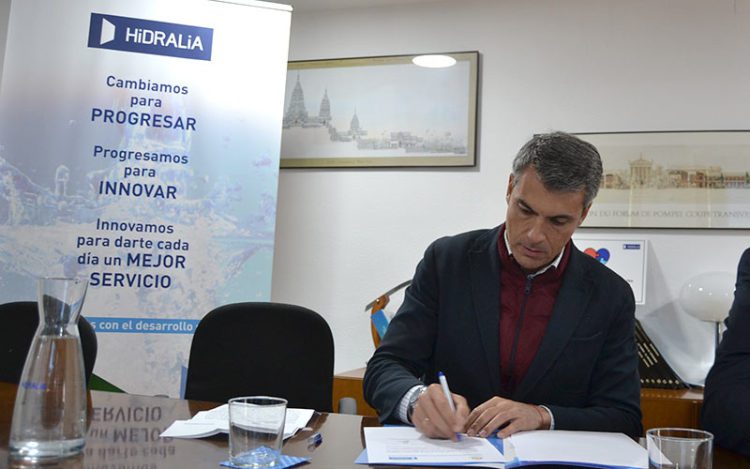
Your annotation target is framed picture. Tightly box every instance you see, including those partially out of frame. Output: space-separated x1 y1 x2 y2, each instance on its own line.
280 51 479 168
576 131 750 229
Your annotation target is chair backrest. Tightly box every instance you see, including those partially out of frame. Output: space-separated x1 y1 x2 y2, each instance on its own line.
0 301 98 384
184 302 334 411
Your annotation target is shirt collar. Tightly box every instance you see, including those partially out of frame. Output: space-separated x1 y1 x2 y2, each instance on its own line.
503 228 565 278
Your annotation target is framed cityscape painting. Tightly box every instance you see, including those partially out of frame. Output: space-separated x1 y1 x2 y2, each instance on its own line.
577 131 750 229
280 51 479 168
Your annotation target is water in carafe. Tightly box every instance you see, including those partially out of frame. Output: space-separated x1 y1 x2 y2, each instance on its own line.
9 277 89 460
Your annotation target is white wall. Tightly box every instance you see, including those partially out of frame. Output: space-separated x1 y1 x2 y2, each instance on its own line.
271 0 750 384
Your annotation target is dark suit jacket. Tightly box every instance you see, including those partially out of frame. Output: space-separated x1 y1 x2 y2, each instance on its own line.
364 226 642 439
702 248 750 457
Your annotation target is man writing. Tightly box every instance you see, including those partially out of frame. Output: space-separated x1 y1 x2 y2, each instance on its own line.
363 132 642 440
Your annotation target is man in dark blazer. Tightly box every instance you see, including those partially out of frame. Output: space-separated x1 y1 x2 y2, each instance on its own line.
702 248 750 457
364 132 642 440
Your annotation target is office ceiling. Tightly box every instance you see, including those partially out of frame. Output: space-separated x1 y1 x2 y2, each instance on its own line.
279 0 445 12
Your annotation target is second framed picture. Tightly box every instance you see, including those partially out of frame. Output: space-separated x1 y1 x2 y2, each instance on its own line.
280 51 479 168
577 131 750 229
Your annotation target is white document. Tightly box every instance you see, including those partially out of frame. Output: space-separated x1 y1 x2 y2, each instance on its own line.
364 427 506 465
159 404 314 440
572 237 648 304
508 430 647 468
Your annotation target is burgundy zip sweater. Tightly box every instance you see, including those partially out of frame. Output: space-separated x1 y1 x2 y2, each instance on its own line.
497 226 572 395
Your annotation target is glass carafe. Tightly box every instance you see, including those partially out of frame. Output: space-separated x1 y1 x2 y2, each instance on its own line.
9 277 89 460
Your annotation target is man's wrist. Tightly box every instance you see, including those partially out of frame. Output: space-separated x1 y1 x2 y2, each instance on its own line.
398 385 427 424
407 385 428 424
537 405 554 430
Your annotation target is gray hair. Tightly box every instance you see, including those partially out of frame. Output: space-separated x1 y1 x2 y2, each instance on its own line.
512 131 603 208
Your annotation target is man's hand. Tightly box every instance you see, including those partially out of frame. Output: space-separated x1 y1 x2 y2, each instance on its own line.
466 396 549 438
411 383 469 441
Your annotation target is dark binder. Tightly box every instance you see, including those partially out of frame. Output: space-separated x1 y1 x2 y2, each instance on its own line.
635 320 689 389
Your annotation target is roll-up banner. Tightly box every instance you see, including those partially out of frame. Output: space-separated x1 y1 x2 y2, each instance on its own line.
0 0 292 395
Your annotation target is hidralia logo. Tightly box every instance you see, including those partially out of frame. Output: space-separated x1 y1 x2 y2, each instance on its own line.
87 13 213 61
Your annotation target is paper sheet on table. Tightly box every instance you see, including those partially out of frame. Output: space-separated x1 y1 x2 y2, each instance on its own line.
363 427 506 465
159 404 314 439
508 430 647 468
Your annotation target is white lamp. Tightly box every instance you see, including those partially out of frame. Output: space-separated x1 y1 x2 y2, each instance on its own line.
678 271 735 350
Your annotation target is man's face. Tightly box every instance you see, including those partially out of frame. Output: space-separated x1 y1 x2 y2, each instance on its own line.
505 167 590 273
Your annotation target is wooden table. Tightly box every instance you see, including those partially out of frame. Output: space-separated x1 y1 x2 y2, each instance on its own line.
334 367 706 432
1 382 368 468
2 381 747 468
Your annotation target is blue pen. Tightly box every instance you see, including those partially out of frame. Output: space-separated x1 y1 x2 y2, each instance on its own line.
306 432 323 450
437 371 462 441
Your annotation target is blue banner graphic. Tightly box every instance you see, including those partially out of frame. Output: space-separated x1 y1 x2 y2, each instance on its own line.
0 0 291 396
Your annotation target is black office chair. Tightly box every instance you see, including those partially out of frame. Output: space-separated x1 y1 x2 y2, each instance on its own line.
0 301 98 384
184 302 335 411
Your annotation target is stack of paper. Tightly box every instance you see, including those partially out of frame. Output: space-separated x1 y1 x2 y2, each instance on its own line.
507 430 648 468
159 404 315 440
357 427 648 469
359 427 507 468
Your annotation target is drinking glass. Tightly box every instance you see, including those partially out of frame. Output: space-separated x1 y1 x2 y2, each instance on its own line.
647 427 713 469
228 396 287 468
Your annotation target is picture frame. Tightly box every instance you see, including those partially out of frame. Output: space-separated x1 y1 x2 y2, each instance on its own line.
280 51 479 168
576 131 750 229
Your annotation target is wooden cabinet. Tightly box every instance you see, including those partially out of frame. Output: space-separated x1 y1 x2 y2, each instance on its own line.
332 367 377 416
333 367 705 433
641 387 703 432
